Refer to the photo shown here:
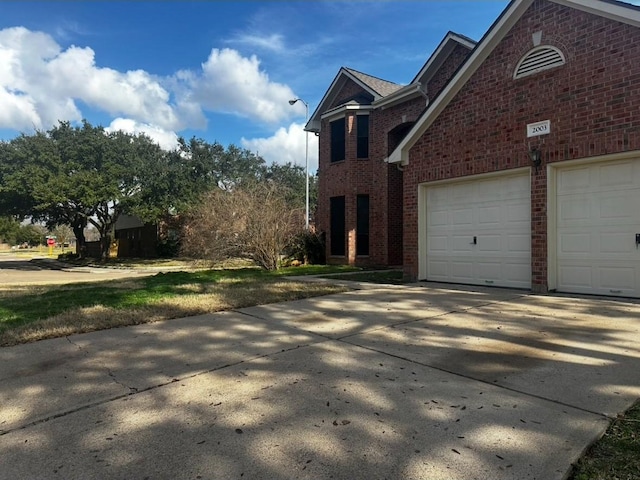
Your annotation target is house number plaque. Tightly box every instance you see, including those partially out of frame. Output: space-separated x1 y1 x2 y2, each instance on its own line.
527 120 551 137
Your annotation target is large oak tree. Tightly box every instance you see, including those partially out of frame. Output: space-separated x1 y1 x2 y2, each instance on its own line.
0 121 313 260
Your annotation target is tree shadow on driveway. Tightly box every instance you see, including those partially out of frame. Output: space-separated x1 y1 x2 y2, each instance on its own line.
1 284 638 479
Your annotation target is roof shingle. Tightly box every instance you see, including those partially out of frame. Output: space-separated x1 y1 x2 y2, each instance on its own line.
344 67 403 98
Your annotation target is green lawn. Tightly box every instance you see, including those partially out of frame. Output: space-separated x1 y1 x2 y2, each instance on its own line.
0 265 357 346
569 400 640 480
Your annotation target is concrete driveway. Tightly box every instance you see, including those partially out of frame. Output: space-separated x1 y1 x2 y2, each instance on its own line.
1 283 639 479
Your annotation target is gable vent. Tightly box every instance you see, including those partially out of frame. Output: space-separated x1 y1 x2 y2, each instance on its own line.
514 45 565 79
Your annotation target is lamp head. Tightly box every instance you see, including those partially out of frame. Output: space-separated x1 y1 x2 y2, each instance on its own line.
528 146 542 173
528 147 541 166
289 99 298 105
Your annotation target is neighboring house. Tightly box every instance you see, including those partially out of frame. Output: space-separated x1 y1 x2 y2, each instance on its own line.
114 215 158 258
114 214 183 258
310 0 640 298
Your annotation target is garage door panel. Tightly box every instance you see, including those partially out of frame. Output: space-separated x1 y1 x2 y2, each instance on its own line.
559 265 593 289
428 260 449 278
599 232 634 254
508 234 531 253
505 262 531 285
507 203 530 223
502 174 530 197
451 261 474 281
430 210 448 226
452 208 473 226
451 184 472 202
452 236 474 253
560 263 637 296
556 158 640 297
428 188 449 204
598 192 636 221
558 167 591 192
600 266 635 291
477 205 501 225
600 162 635 188
476 184 502 202
560 230 635 256
425 172 531 289
478 235 502 252
558 197 591 222
558 232 591 254
428 235 448 253
476 261 502 281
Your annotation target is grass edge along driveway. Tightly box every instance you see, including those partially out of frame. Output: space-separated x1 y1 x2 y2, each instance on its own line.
0 265 354 347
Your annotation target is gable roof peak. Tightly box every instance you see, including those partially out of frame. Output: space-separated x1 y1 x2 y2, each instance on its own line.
388 0 640 165
410 30 477 85
305 66 400 133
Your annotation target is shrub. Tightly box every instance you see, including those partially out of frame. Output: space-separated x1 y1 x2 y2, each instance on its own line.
285 230 326 265
181 183 304 270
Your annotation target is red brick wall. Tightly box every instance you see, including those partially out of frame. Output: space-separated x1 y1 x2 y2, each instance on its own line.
317 43 475 266
318 109 390 266
317 90 426 266
427 43 472 100
403 0 640 288
330 79 373 108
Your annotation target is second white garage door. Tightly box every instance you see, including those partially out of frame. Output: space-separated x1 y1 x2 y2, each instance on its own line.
425 171 531 289
556 158 640 298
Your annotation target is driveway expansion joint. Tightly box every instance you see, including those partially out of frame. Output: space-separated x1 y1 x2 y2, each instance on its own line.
334 294 528 342
341 340 613 421
107 370 138 393
65 336 89 356
0 341 321 437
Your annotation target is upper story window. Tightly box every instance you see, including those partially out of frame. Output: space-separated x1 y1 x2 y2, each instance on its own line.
330 118 346 163
357 115 369 159
514 45 565 79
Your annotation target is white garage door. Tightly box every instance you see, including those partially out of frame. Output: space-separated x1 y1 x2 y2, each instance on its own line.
556 158 640 297
425 172 531 288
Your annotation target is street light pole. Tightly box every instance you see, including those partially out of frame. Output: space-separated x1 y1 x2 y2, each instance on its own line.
289 98 309 230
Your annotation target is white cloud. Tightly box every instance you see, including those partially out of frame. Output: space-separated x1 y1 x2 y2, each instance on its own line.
181 48 298 124
0 87 41 130
0 26 186 132
105 118 179 151
241 122 318 172
229 33 286 53
0 26 300 138
47 47 182 130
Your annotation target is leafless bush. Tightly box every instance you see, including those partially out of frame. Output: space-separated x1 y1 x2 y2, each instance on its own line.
181 183 304 270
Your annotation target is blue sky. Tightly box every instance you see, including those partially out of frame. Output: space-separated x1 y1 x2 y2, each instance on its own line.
0 1 513 171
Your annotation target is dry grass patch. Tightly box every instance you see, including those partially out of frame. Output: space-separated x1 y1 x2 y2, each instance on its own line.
569 400 640 480
0 268 350 346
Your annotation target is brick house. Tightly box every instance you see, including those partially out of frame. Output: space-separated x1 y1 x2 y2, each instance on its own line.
308 32 476 267
311 0 640 298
